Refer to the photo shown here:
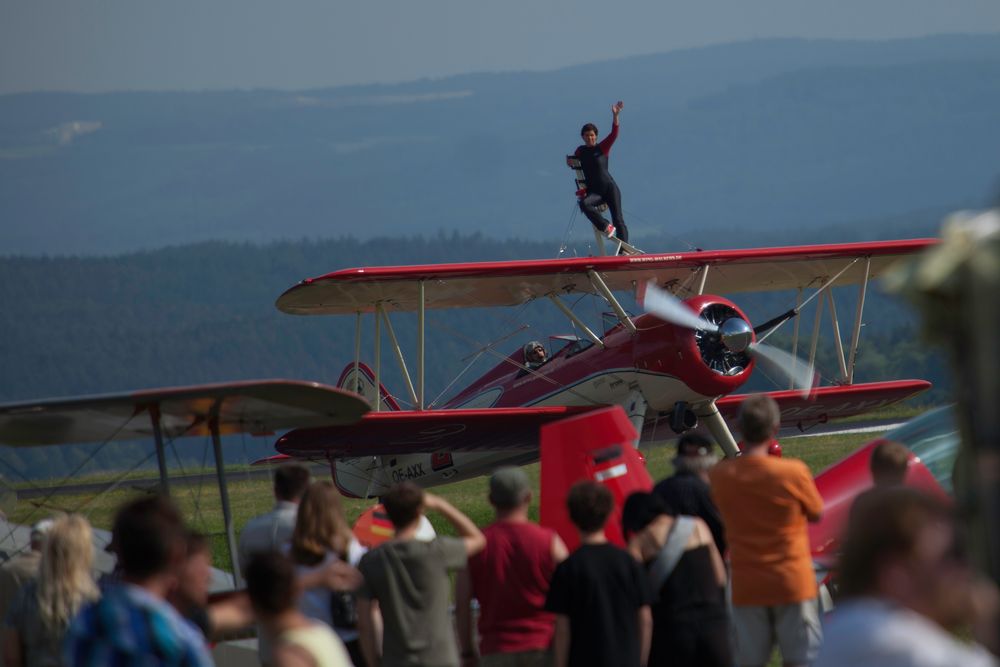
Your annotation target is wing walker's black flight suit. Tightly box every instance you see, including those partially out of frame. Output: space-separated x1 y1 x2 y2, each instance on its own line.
575 125 628 243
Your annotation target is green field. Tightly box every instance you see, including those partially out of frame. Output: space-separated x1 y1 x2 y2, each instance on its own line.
8 429 882 570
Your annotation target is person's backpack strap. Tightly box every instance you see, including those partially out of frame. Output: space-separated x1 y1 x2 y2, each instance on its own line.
648 515 696 599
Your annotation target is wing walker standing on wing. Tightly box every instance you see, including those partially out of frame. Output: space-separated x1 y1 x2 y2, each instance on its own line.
568 100 643 257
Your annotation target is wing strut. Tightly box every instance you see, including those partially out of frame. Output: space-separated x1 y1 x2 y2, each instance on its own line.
696 264 710 295
418 281 425 410
846 257 872 384
548 295 605 348
696 400 739 457
374 305 382 412
825 290 849 382
353 313 362 396
790 289 803 390
148 405 169 495
587 270 636 334
208 402 242 588
380 307 418 408
807 293 825 377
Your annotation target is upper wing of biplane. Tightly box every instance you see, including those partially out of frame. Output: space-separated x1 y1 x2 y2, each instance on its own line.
0 379 369 446
276 239 936 315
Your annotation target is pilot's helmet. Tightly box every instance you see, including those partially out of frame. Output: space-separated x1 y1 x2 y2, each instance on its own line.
523 341 546 363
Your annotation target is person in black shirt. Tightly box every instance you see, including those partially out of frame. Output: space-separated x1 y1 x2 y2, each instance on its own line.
652 433 727 555
571 101 629 244
545 481 652 667
624 492 732 667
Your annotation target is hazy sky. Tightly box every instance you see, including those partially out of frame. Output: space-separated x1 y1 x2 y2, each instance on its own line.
3 0 1000 94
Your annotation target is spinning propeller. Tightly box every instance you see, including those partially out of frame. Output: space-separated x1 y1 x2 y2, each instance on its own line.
640 281 817 395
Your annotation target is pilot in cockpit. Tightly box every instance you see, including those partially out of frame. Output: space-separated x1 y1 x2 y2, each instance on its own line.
523 341 547 369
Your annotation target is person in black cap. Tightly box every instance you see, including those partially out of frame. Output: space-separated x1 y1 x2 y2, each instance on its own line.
652 433 727 555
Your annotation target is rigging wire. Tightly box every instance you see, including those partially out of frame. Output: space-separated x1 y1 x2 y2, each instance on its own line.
557 203 580 259
426 315 605 406
622 207 702 252
0 414 134 546
72 447 160 515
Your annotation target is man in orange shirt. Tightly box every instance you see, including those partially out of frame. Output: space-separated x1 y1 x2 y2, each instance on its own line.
709 394 824 667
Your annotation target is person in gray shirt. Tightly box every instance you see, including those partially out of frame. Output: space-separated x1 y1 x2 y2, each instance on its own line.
357 482 486 667
238 464 310 575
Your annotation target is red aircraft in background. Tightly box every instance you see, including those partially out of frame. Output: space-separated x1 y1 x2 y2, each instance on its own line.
808 405 956 582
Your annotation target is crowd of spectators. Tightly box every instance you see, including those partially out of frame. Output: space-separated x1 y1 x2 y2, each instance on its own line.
1 394 998 667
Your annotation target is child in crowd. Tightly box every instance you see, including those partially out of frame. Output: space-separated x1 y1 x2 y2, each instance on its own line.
545 481 652 667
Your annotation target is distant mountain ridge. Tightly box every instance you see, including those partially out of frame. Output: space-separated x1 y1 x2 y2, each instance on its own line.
0 34 998 255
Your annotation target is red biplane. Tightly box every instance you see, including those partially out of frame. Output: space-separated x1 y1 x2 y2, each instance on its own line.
270 239 933 497
0 238 935 577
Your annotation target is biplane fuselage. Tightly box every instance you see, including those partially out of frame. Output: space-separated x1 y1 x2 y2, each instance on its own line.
317 296 756 498
446 295 751 413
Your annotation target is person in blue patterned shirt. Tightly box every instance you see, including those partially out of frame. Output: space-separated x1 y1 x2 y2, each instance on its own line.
64 495 214 666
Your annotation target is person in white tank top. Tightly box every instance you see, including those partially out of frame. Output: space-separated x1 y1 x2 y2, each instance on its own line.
246 551 353 667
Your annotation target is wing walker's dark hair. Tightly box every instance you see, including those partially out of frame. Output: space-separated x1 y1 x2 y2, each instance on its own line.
581 123 598 137
274 464 311 501
383 482 425 530
112 495 186 580
567 481 614 533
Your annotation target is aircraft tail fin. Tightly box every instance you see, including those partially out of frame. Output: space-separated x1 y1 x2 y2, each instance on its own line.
539 406 652 552
336 363 401 411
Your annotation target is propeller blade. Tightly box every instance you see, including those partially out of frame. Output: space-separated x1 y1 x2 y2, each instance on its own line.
640 282 719 332
749 342 817 395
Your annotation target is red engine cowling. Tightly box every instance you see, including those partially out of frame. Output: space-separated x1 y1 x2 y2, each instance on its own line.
634 294 756 398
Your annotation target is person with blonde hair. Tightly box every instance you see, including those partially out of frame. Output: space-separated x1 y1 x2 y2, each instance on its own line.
65 495 212 666
3 514 100 667
290 480 367 665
